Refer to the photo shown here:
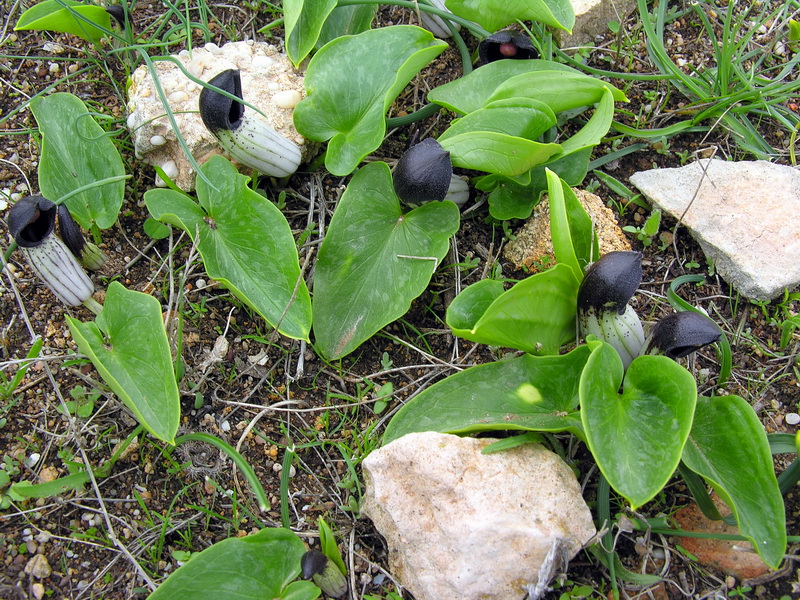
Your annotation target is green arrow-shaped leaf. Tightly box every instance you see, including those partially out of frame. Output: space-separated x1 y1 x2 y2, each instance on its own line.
148 528 319 600
428 59 584 115
446 263 579 355
682 395 786 568
580 341 697 509
15 0 111 43
66 282 180 444
293 25 447 176
312 162 459 359
145 156 311 341
384 345 591 444
30 92 125 229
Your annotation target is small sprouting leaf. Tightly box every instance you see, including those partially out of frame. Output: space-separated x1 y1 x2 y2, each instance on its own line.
580 340 697 509
682 395 786 569
66 282 180 444
30 93 125 229
446 263 580 355
143 217 171 240
383 345 591 444
148 528 319 600
445 0 575 33
643 208 662 236
145 156 312 341
15 0 111 43
294 26 447 176
318 517 347 577
312 162 459 359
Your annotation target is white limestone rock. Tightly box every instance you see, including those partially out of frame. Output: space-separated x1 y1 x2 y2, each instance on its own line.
126 41 311 191
629 159 800 301
361 432 596 600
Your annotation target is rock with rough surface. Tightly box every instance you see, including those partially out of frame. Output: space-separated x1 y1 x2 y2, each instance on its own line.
504 188 630 272
361 432 596 600
629 159 800 301
558 0 637 48
126 41 310 190
674 495 772 581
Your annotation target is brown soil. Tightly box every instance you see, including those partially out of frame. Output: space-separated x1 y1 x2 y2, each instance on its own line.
1 2 798 600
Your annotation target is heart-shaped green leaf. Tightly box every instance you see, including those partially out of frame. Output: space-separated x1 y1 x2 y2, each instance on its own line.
446 263 579 355
15 0 111 43
312 162 460 359
682 395 786 568
66 282 180 444
30 93 125 229
580 341 697 509
428 59 584 115
383 345 592 444
284 0 338 66
145 156 311 341
487 71 626 114
445 0 575 33
147 528 319 600
294 26 447 176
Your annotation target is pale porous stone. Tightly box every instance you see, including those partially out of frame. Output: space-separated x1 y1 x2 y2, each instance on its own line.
361 432 596 600
629 159 800 301
126 41 310 190
504 189 630 272
558 0 637 48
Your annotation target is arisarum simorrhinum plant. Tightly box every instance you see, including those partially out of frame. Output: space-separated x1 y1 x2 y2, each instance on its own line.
643 311 722 359
300 550 347 598
477 29 539 64
392 137 453 203
577 251 645 369
199 69 302 178
7 195 100 312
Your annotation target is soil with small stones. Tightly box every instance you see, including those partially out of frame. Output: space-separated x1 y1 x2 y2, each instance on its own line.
1 2 799 600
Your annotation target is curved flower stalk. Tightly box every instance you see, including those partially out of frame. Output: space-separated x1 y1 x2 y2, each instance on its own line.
642 311 722 359
7 196 99 310
199 69 302 178
577 251 645 369
478 30 538 65
393 138 453 204
56 204 108 270
301 550 347 598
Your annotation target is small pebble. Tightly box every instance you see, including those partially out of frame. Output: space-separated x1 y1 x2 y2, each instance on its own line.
32 583 45 600
162 159 178 177
786 413 800 425
220 420 231 432
150 135 166 146
24 554 51 579
195 278 206 289
273 90 302 109
168 90 189 104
